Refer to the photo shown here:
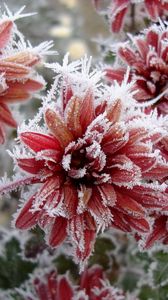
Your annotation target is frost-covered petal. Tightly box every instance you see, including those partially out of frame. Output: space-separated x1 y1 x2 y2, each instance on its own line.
0 103 17 127
0 61 30 79
63 181 78 218
0 20 13 48
48 216 67 247
21 132 62 153
65 95 82 138
17 158 45 174
57 276 74 300
15 193 40 229
45 108 74 148
80 90 95 133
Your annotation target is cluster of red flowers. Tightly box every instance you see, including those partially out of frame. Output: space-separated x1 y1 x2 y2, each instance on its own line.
19 265 127 300
93 0 168 32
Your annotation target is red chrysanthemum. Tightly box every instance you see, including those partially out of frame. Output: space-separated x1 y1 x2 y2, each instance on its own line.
93 0 168 32
0 9 54 144
19 266 125 300
1 56 168 268
105 22 168 114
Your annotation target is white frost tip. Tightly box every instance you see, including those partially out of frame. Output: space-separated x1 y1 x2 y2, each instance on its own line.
31 41 57 57
2 5 37 22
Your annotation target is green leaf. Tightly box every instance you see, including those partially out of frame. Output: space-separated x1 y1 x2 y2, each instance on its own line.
0 237 36 290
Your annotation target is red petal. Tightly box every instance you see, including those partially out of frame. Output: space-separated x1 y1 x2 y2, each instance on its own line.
0 61 30 80
134 37 149 60
34 278 49 300
124 185 168 209
80 90 95 133
4 51 40 66
48 216 67 247
0 103 17 127
118 46 137 65
124 215 150 233
111 155 141 186
47 271 57 298
145 0 159 20
63 181 78 218
80 265 104 293
106 98 122 123
57 277 73 300
15 193 39 229
0 20 13 49
0 123 5 144
88 187 112 222
21 131 62 152
17 158 45 174
116 192 146 218
45 108 74 148
110 208 131 232
0 82 30 102
102 124 128 155
110 0 129 33
98 183 116 206
144 163 168 180
37 177 61 202
22 78 44 91
65 96 82 138
146 29 159 50
144 216 167 248
76 229 96 263
105 67 125 84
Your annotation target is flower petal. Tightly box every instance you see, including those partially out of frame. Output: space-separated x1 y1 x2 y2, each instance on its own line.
15 193 39 229
17 158 45 174
63 181 78 218
57 277 74 300
80 90 95 132
0 20 13 49
0 61 30 80
48 216 67 247
0 103 17 127
21 131 62 152
65 95 82 138
45 108 74 148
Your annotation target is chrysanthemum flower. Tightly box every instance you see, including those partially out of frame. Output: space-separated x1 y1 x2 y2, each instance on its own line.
105 22 168 114
1 55 168 269
18 265 125 300
93 0 168 32
0 7 54 144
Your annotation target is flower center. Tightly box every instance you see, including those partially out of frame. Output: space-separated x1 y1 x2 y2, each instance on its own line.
61 139 107 183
